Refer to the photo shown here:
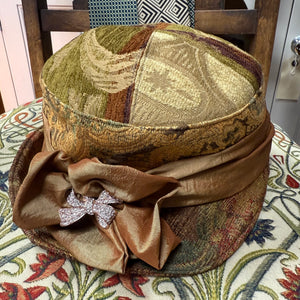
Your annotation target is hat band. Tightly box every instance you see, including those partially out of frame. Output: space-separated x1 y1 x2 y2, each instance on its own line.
41 87 267 170
13 113 274 273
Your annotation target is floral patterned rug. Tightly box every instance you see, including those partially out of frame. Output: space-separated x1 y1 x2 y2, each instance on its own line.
0 99 299 299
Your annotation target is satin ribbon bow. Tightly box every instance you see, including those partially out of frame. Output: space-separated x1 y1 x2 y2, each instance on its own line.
59 189 123 228
13 115 274 273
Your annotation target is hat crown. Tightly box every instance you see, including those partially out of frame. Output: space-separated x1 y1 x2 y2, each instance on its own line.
41 24 265 170
42 24 262 127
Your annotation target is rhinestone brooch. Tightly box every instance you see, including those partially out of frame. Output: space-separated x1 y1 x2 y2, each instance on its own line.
59 189 122 229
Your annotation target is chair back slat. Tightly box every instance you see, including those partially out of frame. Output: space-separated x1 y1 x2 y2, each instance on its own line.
41 9 257 35
41 10 90 32
249 0 281 88
73 0 88 10
73 0 226 10
196 0 225 10
22 0 52 96
195 9 257 35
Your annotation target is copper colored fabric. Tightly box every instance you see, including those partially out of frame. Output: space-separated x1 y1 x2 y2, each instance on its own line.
13 114 274 274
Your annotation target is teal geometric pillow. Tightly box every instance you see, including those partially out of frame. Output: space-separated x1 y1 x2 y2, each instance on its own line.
89 0 138 27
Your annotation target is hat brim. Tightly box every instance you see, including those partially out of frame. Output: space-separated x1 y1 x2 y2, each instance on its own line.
9 130 268 276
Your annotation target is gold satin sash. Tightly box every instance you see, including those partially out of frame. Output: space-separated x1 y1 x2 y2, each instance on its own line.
13 113 274 273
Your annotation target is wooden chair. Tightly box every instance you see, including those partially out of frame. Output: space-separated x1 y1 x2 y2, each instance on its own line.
22 0 280 98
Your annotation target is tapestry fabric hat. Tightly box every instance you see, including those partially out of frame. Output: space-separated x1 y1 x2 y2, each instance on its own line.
9 23 274 276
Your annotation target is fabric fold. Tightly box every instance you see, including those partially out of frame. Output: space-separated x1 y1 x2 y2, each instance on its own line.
13 113 274 273
13 151 181 272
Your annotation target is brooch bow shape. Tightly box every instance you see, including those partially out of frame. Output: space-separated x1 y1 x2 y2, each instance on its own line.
59 189 122 228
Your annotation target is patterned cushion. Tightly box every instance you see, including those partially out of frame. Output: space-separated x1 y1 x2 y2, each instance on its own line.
137 0 191 26
188 0 195 27
88 0 194 27
88 0 138 27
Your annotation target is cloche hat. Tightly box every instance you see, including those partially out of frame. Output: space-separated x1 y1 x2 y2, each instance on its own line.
10 23 274 276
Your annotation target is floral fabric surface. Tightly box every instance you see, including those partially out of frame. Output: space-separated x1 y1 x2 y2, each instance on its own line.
0 99 299 300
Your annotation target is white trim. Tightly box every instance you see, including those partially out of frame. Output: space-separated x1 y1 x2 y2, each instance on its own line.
0 28 18 111
0 0 80 111
266 0 294 112
0 0 35 109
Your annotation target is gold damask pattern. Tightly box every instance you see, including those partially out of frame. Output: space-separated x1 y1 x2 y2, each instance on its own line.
40 24 266 170
41 82 265 171
41 25 146 118
130 30 256 125
80 29 143 93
